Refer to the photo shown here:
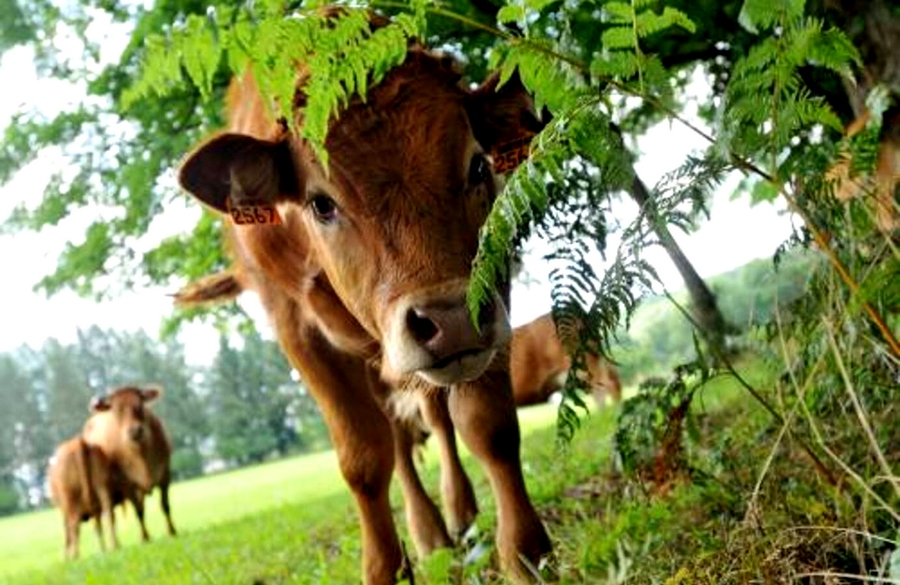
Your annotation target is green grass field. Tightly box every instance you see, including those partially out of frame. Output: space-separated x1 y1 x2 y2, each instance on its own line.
4 361 829 585
0 400 583 585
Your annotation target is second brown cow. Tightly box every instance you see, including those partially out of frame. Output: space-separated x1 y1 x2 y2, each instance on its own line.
510 312 622 407
82 385 177 541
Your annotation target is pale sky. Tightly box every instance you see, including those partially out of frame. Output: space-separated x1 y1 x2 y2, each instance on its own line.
0 33 796 366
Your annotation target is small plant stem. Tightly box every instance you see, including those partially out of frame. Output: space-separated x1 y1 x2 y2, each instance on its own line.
749 406 792 511
795 573 900 584
787 525 899 546
823 318 900 500
796 384 900 524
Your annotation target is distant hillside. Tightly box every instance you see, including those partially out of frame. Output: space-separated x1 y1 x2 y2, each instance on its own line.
612 250 818 381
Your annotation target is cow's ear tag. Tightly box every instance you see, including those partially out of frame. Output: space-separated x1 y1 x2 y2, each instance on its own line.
489 132 536 175
227 199 283 226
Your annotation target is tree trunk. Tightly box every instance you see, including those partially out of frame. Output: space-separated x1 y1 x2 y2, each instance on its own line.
629 172 735 356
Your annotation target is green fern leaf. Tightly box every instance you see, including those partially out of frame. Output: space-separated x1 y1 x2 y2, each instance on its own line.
601 26 634 50
497 5 525 24
181 15 220 100
604 2 633 23
738 0 804 33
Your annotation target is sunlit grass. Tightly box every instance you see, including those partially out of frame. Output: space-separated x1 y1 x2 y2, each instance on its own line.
0 450 346 580
0 401 567 583
0 363 778 585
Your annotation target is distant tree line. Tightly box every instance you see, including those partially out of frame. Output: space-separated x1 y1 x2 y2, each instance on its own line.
612 251 817 381
0 327 329 516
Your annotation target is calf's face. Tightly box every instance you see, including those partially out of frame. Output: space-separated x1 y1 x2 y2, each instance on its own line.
179 54 541 386
91 387 159 447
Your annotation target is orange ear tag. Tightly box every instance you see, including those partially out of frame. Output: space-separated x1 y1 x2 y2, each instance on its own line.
490 135 535 175
227 200 283 226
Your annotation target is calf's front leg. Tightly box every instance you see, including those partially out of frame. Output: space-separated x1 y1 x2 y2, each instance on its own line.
283 329 407 585
450 370 552 582
418 390 478 539
391 412 454 557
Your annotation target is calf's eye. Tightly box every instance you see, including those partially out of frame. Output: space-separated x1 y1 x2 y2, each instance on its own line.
309 193 339 224
468 153 491 186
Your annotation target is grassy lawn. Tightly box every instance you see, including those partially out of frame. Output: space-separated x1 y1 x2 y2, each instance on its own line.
0 400 574 585
3 359 856 585
0 450 349 578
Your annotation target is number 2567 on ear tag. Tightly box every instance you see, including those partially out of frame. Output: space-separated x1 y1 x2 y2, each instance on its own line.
228 203 283 226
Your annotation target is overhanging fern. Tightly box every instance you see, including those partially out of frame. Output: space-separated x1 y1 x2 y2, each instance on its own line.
122 3 427 164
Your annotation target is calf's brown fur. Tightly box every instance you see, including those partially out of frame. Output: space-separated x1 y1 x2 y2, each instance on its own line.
174 15 550 584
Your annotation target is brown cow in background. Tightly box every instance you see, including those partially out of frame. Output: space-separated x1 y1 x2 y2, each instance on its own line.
511 313 622 407
48 437 126 559
82 386 177 541
173 10 551 583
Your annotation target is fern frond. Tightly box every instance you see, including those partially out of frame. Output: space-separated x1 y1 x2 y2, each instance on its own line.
737 0 804 33
124 3 427 165
722 12 857 178
467 99 623 321
589 0 695 95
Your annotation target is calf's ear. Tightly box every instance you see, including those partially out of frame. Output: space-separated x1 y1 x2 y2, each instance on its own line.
140 386 163 404
466 70 546 170
90 395 111 412
178 133 301 213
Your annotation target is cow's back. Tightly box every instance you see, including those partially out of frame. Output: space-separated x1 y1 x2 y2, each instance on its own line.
510 314 570 406
48 438 111 519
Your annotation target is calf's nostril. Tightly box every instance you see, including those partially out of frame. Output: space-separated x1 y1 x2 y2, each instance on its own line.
406 308 440 343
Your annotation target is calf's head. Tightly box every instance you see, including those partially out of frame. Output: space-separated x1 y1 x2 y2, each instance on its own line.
179 51 542 386
91 386 160 447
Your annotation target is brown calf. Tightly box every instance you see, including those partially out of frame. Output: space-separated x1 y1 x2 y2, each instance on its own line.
174 13 550 584
47 437 132 559
510 313 622 407
82 386 177 541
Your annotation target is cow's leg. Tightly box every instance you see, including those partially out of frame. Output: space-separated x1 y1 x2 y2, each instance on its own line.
604 362 623 404
93 514 107 551
64 514 80 560
449 372 552 582
418 391 478 539
129 490 151 541
284 330 406 585
96 489 119 551
159 470 177 536
392 414 454 557
335 399 403 585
